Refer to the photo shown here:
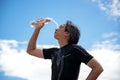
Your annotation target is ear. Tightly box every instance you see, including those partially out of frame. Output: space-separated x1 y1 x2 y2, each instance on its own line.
64 32 70 37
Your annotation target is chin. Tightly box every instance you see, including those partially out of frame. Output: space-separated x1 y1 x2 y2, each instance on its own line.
54 34 57 38
54 35 59 40
54 36 57 39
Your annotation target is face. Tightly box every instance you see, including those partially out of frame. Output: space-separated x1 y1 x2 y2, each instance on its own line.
54 24 70 40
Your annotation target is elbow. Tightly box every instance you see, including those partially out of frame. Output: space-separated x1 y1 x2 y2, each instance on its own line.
99 66 104 73
99 63 104 73
26 49 30 54
26 47 36 55
26 49 29 53
26 48 32 55
93 64 104 75
96 65 104 74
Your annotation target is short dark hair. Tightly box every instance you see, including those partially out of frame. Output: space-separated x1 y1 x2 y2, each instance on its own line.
65 21 80 44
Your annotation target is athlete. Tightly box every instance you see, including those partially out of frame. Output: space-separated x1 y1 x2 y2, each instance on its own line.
27 18 103 80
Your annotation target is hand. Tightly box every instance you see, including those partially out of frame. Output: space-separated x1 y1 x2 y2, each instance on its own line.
31 18 51 28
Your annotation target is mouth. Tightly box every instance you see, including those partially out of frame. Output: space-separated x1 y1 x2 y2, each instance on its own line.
55 29 57 33
54 31 56 35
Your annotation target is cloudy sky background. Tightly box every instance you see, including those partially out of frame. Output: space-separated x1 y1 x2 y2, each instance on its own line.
0 0 120 80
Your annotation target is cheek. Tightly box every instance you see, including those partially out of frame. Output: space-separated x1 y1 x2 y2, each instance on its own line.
55 29 65 36
54 33 60 40
54 32 59 38
54 31 64 38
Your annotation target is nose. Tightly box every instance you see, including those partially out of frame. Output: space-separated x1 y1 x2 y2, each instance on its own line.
55 28 59 33
55 27 59 31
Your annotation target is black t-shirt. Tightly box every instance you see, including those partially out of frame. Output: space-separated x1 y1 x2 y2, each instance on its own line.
43 44 93 80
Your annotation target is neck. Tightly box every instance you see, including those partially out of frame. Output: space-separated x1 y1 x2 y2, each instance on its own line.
58 40 69 48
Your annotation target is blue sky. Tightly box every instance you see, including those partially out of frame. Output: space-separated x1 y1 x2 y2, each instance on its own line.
0 0 120 80
1 0 119 48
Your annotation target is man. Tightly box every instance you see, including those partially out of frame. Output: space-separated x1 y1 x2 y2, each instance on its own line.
27 18 103 80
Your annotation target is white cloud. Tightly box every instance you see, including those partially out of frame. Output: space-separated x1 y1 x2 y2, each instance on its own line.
79 32 120 80
102 32 120 38
92 39 120 51
0 40 52 80
88 41 120 80
91 0 120 20
0 36 120 80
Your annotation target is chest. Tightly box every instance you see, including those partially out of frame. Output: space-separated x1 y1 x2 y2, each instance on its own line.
52 49 79 68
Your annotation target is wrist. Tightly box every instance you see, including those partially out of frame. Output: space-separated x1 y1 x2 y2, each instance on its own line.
35 25 44 30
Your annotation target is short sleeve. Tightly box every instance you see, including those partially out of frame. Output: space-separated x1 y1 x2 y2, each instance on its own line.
43 48 59 59
73 45 93 64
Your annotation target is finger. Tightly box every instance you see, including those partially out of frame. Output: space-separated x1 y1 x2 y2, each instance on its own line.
37 18 44 21
37 19 46 23
46 19 51 22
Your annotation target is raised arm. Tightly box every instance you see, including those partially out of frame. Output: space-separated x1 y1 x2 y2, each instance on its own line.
26 18 50 58
86 58 103 80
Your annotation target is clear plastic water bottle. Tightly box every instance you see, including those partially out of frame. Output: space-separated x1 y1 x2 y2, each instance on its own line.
30 17 59 28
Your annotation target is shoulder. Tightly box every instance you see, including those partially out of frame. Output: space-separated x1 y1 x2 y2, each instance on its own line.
72 44 83 48
72 44 84 52
43 47 59 52
43 47 59 59
72 44 93 64
71 44 90 56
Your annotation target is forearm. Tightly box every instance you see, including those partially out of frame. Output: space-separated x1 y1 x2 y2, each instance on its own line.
86 58 103 80
26 18 50 58
86 67 103 80
27 27 41 52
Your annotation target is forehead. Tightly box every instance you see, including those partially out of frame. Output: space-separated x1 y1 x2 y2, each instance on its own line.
59 24 66 28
